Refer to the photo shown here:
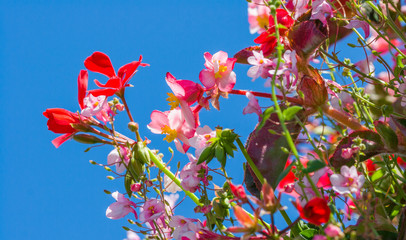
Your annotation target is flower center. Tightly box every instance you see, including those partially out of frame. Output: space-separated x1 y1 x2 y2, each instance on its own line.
256 14 269 30
215 65 227 79
161 125 177 142
166 93 180 109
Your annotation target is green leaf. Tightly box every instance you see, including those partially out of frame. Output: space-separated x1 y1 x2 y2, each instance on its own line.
299 229 318 239
302 160 326 174
283 106 303 121
371 169 384 182
215 145 226 168
374 121 398 151
124 171 133 198
198 146 213 164
257 107 274 132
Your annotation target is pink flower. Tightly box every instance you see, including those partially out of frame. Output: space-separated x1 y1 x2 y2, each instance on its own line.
344 20 370 38
81 94 107 117
107 146 130 173
341 147 359 159
330 166 365 195
310 0 333 25
165 72 203 128
148 108 196 153
188 126 216 157
124 231 140 240
169 216 202 240
139 199 165 227
106 191 136 220
243 92 262 119
199 51 237 93
180 154 209 193
368 30 401 54
313 235 327 240
399 83 406 107
247 50 273 81
248 3 270 34
325 224 344 237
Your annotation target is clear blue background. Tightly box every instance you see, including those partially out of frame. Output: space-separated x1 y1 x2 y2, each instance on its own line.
0 1 272 239
1 1 364 239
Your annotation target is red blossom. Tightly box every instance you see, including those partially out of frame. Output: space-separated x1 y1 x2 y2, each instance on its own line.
254 9 294 56
84 51 149 97
296 197 331 225
43 108 81 148
229 182 248 203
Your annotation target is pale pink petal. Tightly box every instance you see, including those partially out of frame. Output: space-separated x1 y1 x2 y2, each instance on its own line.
148 110 169 133
199 69 216 89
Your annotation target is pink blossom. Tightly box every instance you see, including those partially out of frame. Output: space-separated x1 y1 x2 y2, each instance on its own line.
180 154 209 193
344 20 370 38
199 51 237 92
169 216 202 240
188 125 216 157
130 183 141 192
248 3 270 34
325 224 344 237
313 235 327 240
368 30 401 54
243 92 262 119
164 171 182 193
106 191 136 220
139 199 165 227
310 0 333 25
247 50 273 81
148 108 196 153
354 54 376 77
330 166 365 195
124 231 140 240
292 0 308 19
341 147 359 159
294 167 331 204
165 72 203 128
107 146 130 173
265 50 298 92
399 83 406 107
81 94 107 117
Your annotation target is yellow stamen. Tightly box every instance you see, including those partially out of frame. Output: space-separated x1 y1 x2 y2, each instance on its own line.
215 65 228 79
166 93 180 109
161 125 177 143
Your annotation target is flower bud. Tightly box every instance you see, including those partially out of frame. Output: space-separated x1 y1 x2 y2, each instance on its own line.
288 20 328 60
130 183 141 192
73 134 108 144
261 181 277 213
297 69 328 107
128 122 139 132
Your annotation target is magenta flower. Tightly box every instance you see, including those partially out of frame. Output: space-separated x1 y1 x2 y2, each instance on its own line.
106 191 136 220
148 108 196 153
165 72 203 128
139 199 165 226
243 92 262 120
330 166 365 195
199 51 237 92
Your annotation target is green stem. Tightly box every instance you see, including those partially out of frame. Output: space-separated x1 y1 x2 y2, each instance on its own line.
147 149 202 206
236 138 264 184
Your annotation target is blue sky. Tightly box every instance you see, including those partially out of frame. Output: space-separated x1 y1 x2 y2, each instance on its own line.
1 1 370 239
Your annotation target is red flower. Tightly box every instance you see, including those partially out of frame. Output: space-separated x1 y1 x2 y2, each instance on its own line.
84 52 149 97
254 9 294 56
296 197 331 225
43 108 81 148
229 182 248 203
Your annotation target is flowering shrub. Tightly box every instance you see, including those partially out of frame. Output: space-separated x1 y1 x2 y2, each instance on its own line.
44 0 406 239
